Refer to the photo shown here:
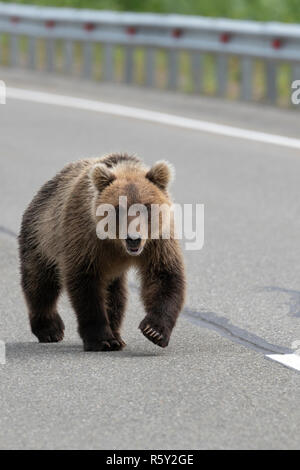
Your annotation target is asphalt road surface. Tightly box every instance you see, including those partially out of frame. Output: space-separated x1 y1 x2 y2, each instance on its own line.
0 69 299 450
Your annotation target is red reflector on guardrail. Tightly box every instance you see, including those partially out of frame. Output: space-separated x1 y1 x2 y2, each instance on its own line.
84 22 95 31
45 20 55 28
10 17 20 23
127 26 137 35
172 28 182 38
220 32 231 43
272 38 282 49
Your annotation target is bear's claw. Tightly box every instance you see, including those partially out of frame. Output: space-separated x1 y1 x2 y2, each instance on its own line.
38 331 64 343
140 322 168 348
83 337 124 352
34 314 65 343
112 333 126 349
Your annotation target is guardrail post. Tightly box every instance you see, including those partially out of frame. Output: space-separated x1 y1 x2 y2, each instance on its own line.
82 41 93 79
103 43 114 81
10 34 18 67
46 38 55 73
265 60 277 103
64 39 73 74
0 35 2 65
27 37 36 69
216 54 228 96
145 47 155 87
191 51 203 94
168 49 179 90
241 57 253 101
292 64 300 83
124 45 134 84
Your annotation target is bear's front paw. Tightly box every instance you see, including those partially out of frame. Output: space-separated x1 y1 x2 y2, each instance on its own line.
32 313 65 343
83 336 124 352
139 318 170 348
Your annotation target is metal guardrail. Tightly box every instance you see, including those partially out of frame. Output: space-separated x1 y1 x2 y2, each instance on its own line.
0 2 300 105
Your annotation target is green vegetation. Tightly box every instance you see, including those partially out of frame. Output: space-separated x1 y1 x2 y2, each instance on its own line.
1 0 300 24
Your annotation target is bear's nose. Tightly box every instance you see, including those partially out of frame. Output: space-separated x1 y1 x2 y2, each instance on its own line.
126 236 141 250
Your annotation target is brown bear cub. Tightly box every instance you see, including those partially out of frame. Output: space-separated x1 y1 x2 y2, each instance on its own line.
19 153 185 351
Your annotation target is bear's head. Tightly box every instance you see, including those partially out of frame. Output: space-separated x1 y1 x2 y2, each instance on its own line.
90 159 174 256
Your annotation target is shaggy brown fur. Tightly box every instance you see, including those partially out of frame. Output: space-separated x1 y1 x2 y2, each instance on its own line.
19 153 186 351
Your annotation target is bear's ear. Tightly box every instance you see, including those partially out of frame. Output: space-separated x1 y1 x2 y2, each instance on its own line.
146 161 174 191
90 163 116 192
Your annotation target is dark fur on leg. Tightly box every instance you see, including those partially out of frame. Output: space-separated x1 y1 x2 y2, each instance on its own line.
106 275 127 348
18 168 67 343
19 253 64 343
65 261 123 351
139 240 185 348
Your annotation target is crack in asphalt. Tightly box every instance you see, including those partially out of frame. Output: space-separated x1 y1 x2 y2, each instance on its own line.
128 283 291 356
0 225 18 238
182 308 291 355
0 226 292 357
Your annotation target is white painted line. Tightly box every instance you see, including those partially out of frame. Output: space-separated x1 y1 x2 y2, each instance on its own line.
6 87 300 151
266 353 300 372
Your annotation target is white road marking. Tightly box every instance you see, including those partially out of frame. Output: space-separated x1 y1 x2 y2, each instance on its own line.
6 87 300 151
266 353 300 372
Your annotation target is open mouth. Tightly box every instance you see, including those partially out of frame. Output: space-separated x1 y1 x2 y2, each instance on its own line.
125 237 142 256
128 247 139 253
126 246 142 256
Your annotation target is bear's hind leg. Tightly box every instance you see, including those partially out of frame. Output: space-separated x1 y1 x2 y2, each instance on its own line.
65 261 123 351
106 275 127 349
21 255 64 343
